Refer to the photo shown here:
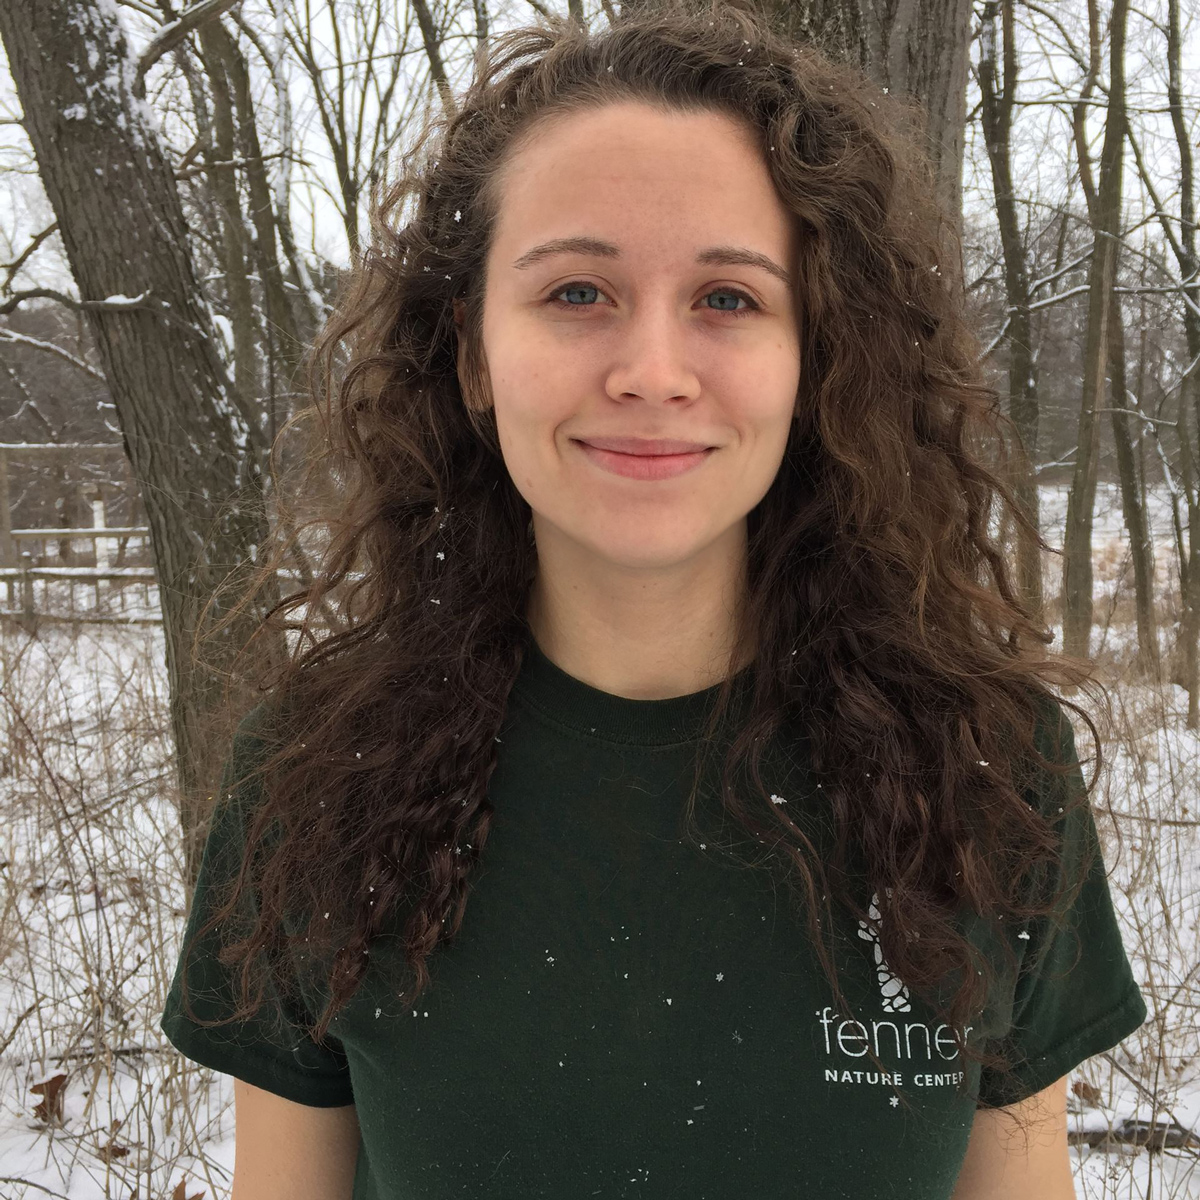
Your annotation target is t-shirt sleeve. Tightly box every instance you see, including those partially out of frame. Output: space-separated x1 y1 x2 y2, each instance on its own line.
976 698 1148 1109
159 705 355 1108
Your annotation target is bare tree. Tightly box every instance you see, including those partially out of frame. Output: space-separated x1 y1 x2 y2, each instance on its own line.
0 0 282 881
1073 0 1158 683
282 0 425 259
1124 0 1200 725
1061 0 1130 660
977 0 1043 621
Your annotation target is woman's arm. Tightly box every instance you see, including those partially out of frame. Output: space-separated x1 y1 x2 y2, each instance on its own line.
951 1075 1075 1200
231 1078 361 1200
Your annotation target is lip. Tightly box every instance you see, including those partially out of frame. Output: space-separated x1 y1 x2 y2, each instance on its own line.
574 436 715 455
573 439 715 481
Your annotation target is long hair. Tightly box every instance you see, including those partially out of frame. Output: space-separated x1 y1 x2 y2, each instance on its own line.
181 0 1112 1131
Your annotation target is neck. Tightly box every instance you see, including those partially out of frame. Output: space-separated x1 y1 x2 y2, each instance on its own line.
525 520 754 700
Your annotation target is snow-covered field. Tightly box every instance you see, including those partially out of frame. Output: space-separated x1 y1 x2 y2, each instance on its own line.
0 481 1196 1199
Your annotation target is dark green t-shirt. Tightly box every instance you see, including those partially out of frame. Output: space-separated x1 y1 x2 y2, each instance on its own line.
160 640 1147 1198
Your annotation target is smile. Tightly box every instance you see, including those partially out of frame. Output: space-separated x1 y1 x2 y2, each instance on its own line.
572 440 715 481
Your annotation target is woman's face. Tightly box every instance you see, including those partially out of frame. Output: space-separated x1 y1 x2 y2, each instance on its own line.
463 100 801 574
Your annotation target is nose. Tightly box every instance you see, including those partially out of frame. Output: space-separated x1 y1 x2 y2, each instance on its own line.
603 300 703 408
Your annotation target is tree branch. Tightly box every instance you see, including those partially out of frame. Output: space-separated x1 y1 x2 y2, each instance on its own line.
2 222 59 291
0 288 151 316
0 329 104 380
135 0 240 95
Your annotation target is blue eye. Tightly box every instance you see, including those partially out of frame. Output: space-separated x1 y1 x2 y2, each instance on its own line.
547 281 760 319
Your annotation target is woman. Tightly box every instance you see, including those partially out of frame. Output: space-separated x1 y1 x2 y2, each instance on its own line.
160 2 1147 1196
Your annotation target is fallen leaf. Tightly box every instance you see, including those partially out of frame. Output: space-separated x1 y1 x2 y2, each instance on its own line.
30 1073 67 1125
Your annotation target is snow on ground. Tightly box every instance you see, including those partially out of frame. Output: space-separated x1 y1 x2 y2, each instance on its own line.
0 482 1196 1199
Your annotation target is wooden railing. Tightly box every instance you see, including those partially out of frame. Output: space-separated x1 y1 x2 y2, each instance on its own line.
0 443 310 632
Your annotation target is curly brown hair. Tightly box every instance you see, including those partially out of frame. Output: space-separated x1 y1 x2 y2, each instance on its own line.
180 0 1113 1134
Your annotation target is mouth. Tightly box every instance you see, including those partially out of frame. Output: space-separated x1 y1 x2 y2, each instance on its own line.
571 439 715 481
571 437 716 456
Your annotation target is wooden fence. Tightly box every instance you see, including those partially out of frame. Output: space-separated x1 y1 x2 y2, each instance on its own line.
0 441 156 628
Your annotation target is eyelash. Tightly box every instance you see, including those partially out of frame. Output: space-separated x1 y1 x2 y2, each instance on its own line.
546 280 761 320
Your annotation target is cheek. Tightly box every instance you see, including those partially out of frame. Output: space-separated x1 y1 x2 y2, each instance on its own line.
729 383 796 446
491 387 570 504
723 389 796 493
494 360 577 448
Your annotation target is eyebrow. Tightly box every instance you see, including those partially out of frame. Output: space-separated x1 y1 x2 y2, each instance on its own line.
511 235 793 288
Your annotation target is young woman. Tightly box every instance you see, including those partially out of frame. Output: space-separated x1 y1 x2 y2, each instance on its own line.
160 3 1147 1197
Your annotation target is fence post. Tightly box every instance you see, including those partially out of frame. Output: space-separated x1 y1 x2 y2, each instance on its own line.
92 495 108 608
19 549 35 633
0 447 13 607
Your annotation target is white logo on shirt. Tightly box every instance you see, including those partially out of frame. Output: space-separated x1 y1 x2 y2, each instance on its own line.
857 889 912 1013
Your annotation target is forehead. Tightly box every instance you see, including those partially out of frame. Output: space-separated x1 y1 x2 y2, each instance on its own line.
505 98 760 164
488 101 788 255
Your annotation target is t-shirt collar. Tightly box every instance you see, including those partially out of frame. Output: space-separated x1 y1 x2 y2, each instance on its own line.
510 635 756 747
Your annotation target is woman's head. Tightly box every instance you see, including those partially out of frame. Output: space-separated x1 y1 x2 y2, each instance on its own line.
199 0 1108 1129
435 8 956 623
456 98 800 583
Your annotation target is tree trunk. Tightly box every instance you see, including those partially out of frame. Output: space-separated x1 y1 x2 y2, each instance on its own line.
1062 0 1130 660
978 0 1043 624
197 20 259 418
1106 282 1160 680
209 19 312 382
0 0 284 885
1182 365 1200 727
1167 0 1200 727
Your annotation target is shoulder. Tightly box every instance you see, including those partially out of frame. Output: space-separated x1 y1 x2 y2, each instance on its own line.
222 699 287 790
1014 689 1088 809
210 698 291 847
1030 691 1078 759
231 697 285 757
